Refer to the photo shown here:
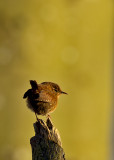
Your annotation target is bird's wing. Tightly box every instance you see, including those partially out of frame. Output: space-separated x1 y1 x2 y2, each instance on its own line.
38 90 53 103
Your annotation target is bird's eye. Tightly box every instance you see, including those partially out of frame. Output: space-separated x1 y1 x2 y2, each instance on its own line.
54 88 58 92
55 89 58 92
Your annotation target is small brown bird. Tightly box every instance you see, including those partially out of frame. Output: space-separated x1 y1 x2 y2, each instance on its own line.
23 80 67 120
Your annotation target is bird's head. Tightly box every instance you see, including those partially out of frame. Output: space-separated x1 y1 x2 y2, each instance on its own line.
41 82 67 96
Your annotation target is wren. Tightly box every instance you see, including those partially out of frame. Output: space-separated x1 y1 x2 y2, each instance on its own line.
23 80 67 120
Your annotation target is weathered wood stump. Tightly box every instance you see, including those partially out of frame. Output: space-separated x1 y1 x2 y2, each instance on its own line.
30 118 66 160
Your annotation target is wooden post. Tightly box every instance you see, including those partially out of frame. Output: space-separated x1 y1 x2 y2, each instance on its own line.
30 117 66 160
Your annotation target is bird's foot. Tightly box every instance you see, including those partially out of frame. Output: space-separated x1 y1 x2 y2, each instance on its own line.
35 113 39 122
47 114 51 119
46 115 53 130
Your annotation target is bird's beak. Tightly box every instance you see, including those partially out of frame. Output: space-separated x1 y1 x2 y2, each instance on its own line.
61 91 68 95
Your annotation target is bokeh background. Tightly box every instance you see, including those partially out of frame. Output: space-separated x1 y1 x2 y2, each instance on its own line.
0 0 113 160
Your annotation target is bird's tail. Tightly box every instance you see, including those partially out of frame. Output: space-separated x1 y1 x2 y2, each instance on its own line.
30 80 38 90
23 89 31 98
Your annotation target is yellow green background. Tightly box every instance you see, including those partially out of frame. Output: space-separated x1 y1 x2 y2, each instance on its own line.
0 0 112 160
